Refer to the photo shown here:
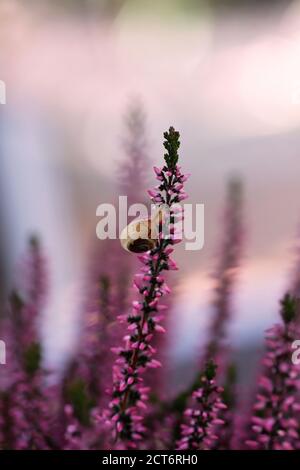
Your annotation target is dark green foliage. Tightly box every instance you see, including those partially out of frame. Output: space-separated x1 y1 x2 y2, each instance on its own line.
23 342 42 375
163 127 180 169
65 379 94 426
280 293 297 324
205 360 217 381
222 363 237 408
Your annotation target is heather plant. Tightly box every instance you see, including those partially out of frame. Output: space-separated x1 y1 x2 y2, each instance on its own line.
106 127 189 448
246 294 300 450
60 103 152 448
0 238 57 449
203 179 243 449
205 178 243 363
177 361 227 450
118 101 150 209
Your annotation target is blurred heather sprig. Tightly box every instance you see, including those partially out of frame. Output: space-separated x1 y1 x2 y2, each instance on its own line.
205 178 243 362
196 179 243 449
246 294 300 450
118 101 150 208
0 238 56 450
22 236 48 312
177 361 227 450
60 103 152 448
107 127 189 447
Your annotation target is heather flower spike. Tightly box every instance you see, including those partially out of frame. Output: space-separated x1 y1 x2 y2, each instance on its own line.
108 127 188 447
246 293 300 450
119 101 150 207
0 238 55 450
177 361 227 450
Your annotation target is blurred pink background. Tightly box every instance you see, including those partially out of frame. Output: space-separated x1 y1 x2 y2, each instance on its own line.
1 0 300 377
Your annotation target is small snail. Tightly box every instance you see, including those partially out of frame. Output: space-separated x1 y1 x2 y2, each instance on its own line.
120 207 164 253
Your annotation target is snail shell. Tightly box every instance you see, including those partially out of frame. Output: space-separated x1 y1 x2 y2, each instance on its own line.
120 218 158 253
120 207 165 253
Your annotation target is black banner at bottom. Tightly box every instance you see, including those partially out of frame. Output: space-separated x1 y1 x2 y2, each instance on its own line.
0 450 299 467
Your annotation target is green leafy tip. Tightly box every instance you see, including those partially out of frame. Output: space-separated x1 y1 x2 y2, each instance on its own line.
65 379 94 426
204 360 217 381
163 126 180 169
23 342 42 375
280 293 297 324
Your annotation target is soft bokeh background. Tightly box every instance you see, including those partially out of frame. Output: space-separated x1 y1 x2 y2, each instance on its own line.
1 0 300 383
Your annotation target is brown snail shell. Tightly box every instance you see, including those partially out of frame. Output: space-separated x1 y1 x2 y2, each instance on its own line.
120 206 168 253
120 218 158 253
127 237 157 253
